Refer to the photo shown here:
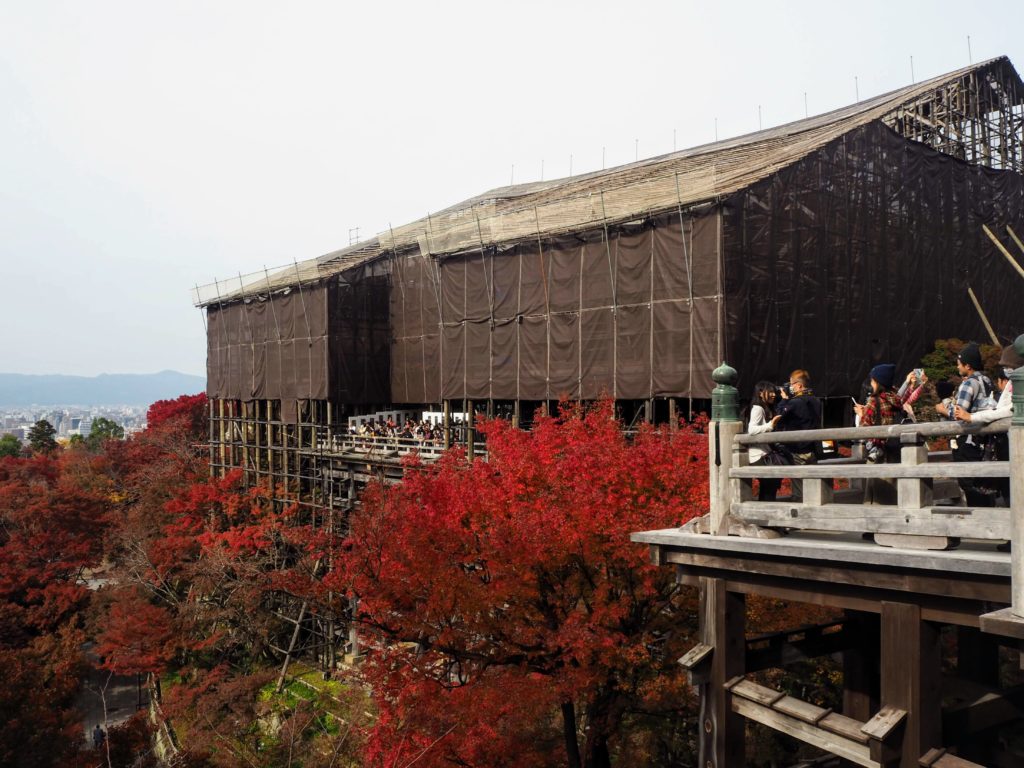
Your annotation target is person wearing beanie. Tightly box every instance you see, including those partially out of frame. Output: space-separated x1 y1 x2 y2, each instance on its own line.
957 341 983 371
936 341 994 423
954 342 1020 507
956 341 1020 425
854 362 904 467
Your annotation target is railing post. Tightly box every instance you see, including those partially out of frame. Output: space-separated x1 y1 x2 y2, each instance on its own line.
710 362 741 536
1009 334 1024 617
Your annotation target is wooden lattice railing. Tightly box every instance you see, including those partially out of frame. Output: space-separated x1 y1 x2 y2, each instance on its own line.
726 419 1012 548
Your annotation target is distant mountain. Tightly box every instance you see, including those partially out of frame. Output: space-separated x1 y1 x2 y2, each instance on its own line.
0 371 206 407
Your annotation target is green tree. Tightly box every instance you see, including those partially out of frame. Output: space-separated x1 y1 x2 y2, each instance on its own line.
86 417 124 450
26 420 57 454
0 434 20 458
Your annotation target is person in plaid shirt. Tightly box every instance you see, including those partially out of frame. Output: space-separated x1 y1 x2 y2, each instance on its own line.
935 341 996 505
853 363 903 462
935 342 995 437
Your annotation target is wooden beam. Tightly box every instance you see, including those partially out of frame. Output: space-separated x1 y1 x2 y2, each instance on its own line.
731 502 1009 540
663 550 1010 604
844 611 881 724
942 683 1024 744
880 601 942 766
983 223 1024 281
731 696 876 767
731 463 1009 480
745 623 853 671
698 578 745 767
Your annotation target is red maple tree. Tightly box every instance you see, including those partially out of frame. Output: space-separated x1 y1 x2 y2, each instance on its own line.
341 402 708 768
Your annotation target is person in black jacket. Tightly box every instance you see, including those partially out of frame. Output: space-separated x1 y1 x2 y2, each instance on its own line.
776 369 822 501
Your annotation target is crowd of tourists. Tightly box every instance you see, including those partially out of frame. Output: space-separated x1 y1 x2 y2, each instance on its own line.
745 338 1021 508
345 416 478 446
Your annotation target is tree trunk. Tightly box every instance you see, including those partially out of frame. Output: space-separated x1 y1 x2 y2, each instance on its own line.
561 700 581 768
582 695 616 768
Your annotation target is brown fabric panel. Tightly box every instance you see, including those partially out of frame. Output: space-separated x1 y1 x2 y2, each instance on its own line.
252 339 267 399
580 308 614 399
518 241 547 317
465 254 491 323
652 299 691 397
390 336 409 404
441 323 465 399
205 307 223 396
405 335 425 404
412 255 427 339
689 214 720 297
615 227 652 306
465 320 490 399
440 256 464 325
616 303 651 399
491 319 517 399
549 311 579 399
691 297 720 397
492 246 519 320
547 239 581 313
651 217 689 302
518 316 547 400
419 256 442 333
390 258 409 340
580 234 613 310
275 339 292 397
422 333 441 403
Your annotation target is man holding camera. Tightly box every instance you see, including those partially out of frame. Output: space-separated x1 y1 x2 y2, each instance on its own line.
776 369 822 501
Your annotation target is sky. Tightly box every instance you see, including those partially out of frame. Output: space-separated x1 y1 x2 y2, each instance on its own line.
2 0 1024 377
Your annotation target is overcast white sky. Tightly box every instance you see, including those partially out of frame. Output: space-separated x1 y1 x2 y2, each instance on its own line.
3 1 1023 377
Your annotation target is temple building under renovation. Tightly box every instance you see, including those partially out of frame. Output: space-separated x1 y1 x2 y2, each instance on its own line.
195 55 1024 510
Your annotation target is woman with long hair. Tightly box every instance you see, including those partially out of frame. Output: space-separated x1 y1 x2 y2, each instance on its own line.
746 380 783 501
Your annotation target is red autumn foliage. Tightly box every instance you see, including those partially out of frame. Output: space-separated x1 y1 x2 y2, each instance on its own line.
342 401 708 768
146 393 208 434
96 588 176 675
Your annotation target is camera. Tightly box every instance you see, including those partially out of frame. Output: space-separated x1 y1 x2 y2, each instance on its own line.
778 383 792 397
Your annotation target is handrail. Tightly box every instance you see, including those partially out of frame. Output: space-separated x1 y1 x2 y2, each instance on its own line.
736 417 1009 446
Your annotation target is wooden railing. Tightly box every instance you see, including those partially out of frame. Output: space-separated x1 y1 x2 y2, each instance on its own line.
316 433 487 461
725 418 1012 548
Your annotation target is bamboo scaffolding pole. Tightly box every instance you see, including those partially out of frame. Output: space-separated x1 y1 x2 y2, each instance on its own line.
967 286 1001 346
983 224 1024 280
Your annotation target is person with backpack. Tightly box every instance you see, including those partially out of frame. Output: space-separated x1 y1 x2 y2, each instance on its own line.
936 342 997 505
954 342 1022 507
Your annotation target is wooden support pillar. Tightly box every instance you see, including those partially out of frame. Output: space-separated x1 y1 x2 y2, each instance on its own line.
466 400 475 459
669 397 678 432
955 626 1000 764
217 398 226 477
709 363 741 535
443 400 451 450
1011 407 1024 616
709 421 743 535
265 399 273 497
698 577 745 768
880 601 941 767
644 398 653 424
842 610 880 722
512 399 520 429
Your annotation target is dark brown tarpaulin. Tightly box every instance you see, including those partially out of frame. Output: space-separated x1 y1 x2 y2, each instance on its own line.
722 120 1024 397
208 120 1024 413
389 209 723 402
